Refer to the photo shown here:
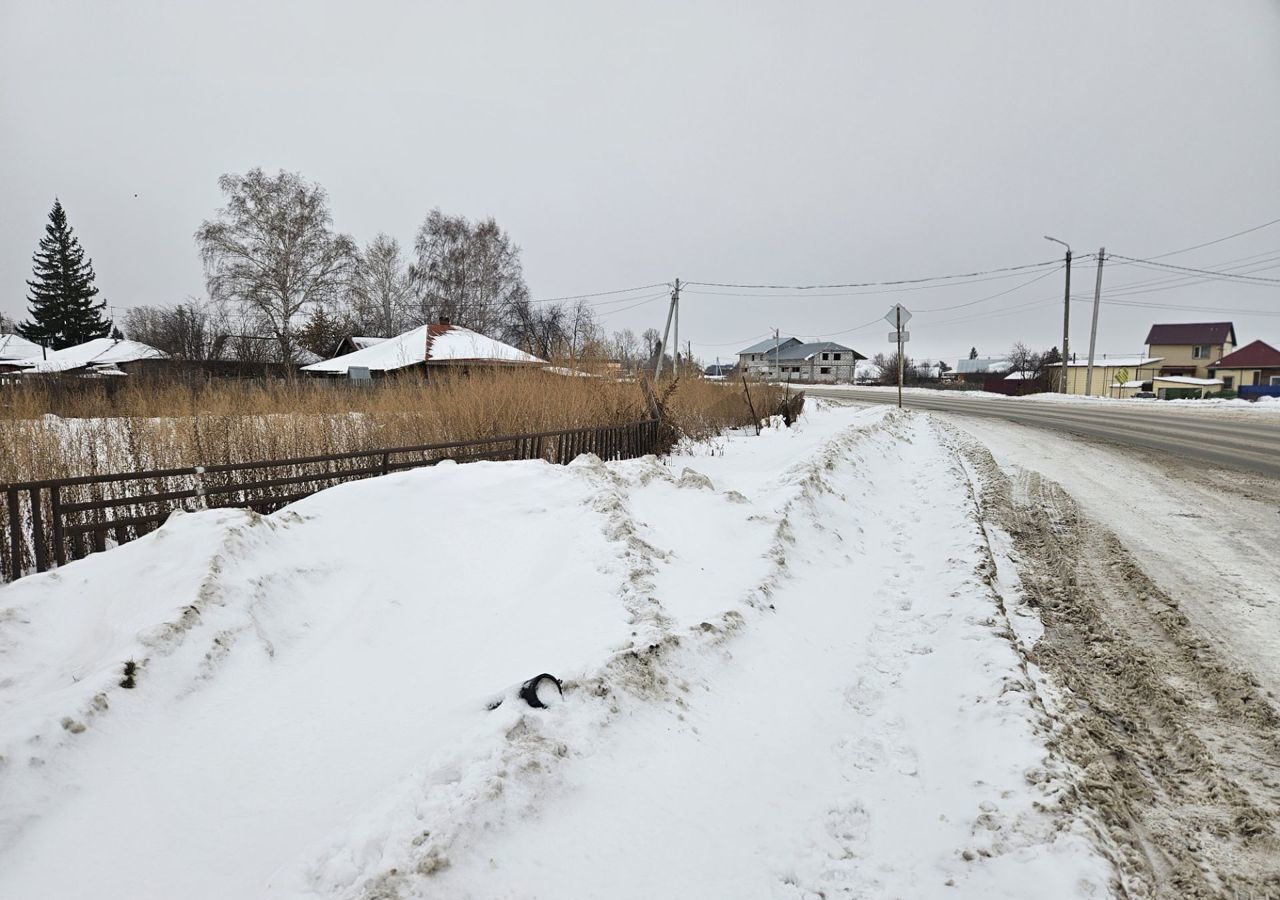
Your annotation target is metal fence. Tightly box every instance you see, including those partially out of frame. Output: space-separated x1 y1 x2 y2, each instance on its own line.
1239 385 1280 401
1 419 661 584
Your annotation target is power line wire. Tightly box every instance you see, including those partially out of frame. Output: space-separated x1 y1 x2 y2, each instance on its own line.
1106 255 1280 284
528 281 670 305
685 259 1062 290
1145 216 1280 260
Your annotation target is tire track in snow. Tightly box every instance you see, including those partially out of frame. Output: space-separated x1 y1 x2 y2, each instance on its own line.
953 432 1280 897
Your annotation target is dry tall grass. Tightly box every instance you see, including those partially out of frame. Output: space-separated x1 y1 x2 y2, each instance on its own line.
0 371 784 484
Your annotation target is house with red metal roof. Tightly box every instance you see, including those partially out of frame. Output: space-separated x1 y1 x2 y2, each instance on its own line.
1207 340 1280 391
1144 322 1237 379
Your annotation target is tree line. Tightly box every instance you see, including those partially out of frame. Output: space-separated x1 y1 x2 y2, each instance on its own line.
11 170 673 367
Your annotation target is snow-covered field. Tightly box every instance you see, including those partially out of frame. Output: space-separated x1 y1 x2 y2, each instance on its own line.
0 405 1130 898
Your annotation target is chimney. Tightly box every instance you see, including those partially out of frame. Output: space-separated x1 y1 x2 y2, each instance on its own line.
438 315 450 327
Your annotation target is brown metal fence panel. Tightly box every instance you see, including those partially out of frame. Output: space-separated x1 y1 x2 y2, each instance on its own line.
0 419 660 584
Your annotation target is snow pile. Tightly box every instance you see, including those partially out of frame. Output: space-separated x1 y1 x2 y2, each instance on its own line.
0 406 1115 898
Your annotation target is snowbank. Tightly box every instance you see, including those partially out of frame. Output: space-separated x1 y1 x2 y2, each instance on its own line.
0 406 1115 898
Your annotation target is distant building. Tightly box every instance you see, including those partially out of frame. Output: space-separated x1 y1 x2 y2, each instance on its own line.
1145 322 1236 379
1062 356 1163 398
0 333 43 362
953 357 1010 384
704 363 735 378
1 338 168 376
1207 340 1280 390
302 317 544 379
736 337 864 383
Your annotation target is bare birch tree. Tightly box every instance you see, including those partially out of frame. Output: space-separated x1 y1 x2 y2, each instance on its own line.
195 169 355 362
351 233 412 336
411 210 528 333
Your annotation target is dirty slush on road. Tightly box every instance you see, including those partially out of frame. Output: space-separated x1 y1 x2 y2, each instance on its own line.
947 426 1280 898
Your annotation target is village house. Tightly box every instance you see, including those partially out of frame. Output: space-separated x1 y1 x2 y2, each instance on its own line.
0 337 168 377
1207 340 1280 391
736 337 864 383
302 317 544 379
0 333 43 362
1062 356 1164 397
1145 322 1236 379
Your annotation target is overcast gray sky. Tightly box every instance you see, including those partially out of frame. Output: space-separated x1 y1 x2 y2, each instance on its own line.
3 0 1279 366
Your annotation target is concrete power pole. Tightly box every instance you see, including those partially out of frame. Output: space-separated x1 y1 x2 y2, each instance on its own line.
1084 248 1106 397
654 278 679 379
1045 237 1072 393
673 279 679 378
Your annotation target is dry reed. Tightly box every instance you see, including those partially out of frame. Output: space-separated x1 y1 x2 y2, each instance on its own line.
0 371 784 484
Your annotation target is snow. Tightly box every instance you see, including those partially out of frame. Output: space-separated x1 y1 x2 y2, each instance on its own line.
11 338 167 373
0 333 43 361
1063 356 1159 368
303 324 543 375
938 413 1280 703
1152 375 1222 386
0 405 1114 898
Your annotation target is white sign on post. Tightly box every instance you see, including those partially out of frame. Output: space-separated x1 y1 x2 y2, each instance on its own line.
884 304 912 326
888 331 910 343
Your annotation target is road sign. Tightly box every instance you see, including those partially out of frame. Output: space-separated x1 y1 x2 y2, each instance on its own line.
884 304 912 326
888 331 910 343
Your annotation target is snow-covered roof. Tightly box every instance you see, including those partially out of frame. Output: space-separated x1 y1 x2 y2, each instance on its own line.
1121 380 1148 388
1153 375 1223 386
349 336 387 350
1065 357 1161 368
0 333 43 360
302 322 544 375
954 357 1010 374
14 338 168 373
1003 371 1037 380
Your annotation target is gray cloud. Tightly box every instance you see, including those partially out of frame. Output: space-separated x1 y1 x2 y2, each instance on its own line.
3 0 1278 366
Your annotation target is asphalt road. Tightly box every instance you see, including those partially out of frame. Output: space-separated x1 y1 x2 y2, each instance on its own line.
804 387 1280 479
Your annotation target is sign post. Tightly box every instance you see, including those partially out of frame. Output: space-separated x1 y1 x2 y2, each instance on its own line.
884 304 912 409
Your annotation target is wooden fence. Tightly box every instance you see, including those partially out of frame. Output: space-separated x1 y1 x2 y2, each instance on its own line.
1 419 661 584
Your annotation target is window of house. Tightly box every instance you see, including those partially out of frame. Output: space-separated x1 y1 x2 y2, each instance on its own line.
1192 345 1209 359
833 353 841 361
820 367 830 375
1222 376 1234 390
821 353 829 361
1270 375 1280 386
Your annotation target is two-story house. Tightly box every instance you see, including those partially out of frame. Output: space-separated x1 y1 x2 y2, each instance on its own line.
1144 322 1236 379
737 337 864 383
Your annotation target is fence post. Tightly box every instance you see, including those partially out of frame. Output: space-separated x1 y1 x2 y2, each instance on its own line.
29 489 47 573
193 466 209 510
50 484 66 567
6 488 21 580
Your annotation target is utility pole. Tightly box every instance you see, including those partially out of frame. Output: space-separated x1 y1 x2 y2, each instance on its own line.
655 278 679 379
1084 247 1106 397
773 328 781 382
686 340 692 376
1045 237 1072 393
673 280 680 378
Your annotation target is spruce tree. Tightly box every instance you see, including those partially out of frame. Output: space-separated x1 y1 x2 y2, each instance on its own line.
18 199 111 350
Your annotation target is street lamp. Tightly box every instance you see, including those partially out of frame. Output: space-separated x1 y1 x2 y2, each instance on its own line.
1045 236 1072 394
